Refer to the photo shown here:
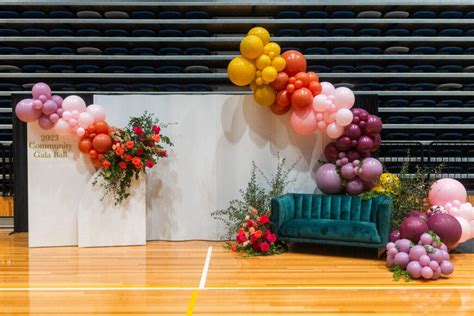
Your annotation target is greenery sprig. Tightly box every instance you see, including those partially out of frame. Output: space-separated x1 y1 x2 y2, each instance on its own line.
389 265 412 282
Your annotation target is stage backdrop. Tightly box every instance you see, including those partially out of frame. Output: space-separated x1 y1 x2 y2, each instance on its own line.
95 94 324 240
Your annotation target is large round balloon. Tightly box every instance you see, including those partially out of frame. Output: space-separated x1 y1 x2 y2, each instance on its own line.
281 50 307 76
290 110 317 135
333 87 355 110
86 104 106 123
429 178 467 206
227 56 256 86
455 216 471 243
359 157 383 182
62 95 86 113
270 100 290 115
271 72 289 91
253 85 276 106
427 212 462 247
291 87 313 109
15 98 42 122
78 138 93 154
32 82 52 99
315 163 342 194
248 27 270 45
399 216 428 242
92 134 112 153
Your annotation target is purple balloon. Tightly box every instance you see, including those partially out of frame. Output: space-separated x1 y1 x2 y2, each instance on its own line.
41 99 58 116
399 216 428 242
390 230 401 242
432 267 441 280
440 260 454 275
421 266 434 279
357 135 374 153
359 121 367 129
346 150 360 162
346 177 364 195
335 136 352 151
364 115 383 137
15 98 42 122
394 252 410 268
38 115 54 130
409 245 427 261
427 213 462 248
32 82 52 99
340 163 355 180
372 134 381 151
428 248 444 263
359 157 383 182
344 123 361 140
51 95 63 107
324 143 340 162
315 163 342 194
397 239 412 253
406 261 423 279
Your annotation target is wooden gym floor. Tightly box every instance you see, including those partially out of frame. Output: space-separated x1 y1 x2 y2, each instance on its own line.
0 230 473 315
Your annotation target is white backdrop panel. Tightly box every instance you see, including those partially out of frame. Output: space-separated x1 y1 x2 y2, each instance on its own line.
95 94 325 240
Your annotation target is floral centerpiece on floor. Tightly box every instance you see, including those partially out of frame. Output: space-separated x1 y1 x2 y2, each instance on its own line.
230 207 286 256
94 112 173 204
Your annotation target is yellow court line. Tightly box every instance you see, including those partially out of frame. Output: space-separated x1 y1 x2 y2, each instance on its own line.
186 290 199 316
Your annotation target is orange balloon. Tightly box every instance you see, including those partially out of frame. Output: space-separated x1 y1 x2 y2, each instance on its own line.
97 154 104 161
295 72 310 85
270 72 289 91
92 134 112 153
78 138 93 154
282 50 307 76
308 81 322 96
287 84 295 93
295 80 304 89
307 71 319 82
291 87 313 109
87 125 96 134
95 121 109 134
90 157 102 168
271 101 291 116
89 149 98 159
276 90 291 107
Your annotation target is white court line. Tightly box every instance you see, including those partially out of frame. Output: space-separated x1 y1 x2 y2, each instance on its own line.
199 246 213 289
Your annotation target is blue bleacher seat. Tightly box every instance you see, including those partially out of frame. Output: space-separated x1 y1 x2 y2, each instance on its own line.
277 29 301 37
465 29 474 36
76 65 101 73
463 83 474 90
158 29 183 37
436 116 463 123
303 29 327 37
304 47 328 54
384 28 410 36
437 46 463 54
412 99 436 107
103 83 128 91
131 29 157 37
411 46 437 54
77 29 102 36
331 29 354 36
384 98 409 107
157 84 182 91
386 64 410 72
0 47 20 54
438 83 463 90
0 29 19 36
22 28 48 36
358 28 382 36
436 133 464 140
385 115 410 123
103 65 128 72
0 83 19 90
384 132 409 140
464 47 474 55
131 47 155 55
411 116 436 123
0 65 20 72
0 11 18 18
156 66 183 73
412 29 437 36
411 11 437 18
104 47 128 55
357 65 383 72
49 28 75 36
131 84 155 91
384 46 409 54
23 65 47 72
358 47 382 54
22 11 47 18
77 47 103 54
49 47 75 54
331 47 356 54
104 11 129 19
49 65 74 72
161 47 184 55
184 65 210 73
412 132 436 140
276 11 301 19
411 83 437 90
385 82 409 90
22 47 47 54
130 66 155 73
435 99 463 107
185 29 210 37
158 11 183 19
330 11 355 19
304 11 328 18
331 65 355 72
357 83 382 90
464 117 474 124
438 65 463 72
384 11 409 18
185 84 212 91
357 11 382 18
49 10 75 18
131 11 156 19
307 65 329 72
77 83 100 91
185 11 209 19
412 65 437 72
438 29 463 36
77 11 102 18
185 47 210 55
105 29 130 37
464 66 474 72
439 11 463 18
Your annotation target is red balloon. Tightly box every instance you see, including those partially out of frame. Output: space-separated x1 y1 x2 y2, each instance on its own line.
324 143 339 162
92 134 113 153
89 149 98 159
295 72 310 85
295 80 304 89
271 102 291 116
276 90 291 107
290 87 313 109
282 50 307 76
78 138 92 154
270 72 289 91
308 81 322 96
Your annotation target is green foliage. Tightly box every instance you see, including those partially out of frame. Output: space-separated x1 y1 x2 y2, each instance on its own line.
389 265 412 282
211 155 299 239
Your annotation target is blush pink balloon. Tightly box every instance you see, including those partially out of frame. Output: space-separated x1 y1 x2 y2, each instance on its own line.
78 112 94 128
15 98 42 122
315 112 324 121
56 108 64 117
41 100 58 116
32 82 52 99
86 104 106 122
335 108 353 126
38 115 54 130
51 95 63 107
32 99 43 110
333 87 355 110
49 113 59 123
76 127 86 137
71 110 80 119
429 178 467 206
312 94 332 112
62 95 86 113
62 111 72 121
290 110 318 135
54 118 70 135
317 121 327 130
68 118 78 127
326 122 344 139
320 81 336 96
455 216 471 243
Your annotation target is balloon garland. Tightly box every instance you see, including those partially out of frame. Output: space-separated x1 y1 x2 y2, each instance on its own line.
227 27 384 194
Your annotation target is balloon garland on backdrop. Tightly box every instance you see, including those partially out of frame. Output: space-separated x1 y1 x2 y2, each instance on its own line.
227 27 383 194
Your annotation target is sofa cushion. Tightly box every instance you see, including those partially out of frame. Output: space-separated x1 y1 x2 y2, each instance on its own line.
279 219 381 243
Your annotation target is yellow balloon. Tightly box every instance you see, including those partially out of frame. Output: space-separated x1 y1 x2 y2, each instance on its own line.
227 56 256 86
253 85 275 107
247 27 270 45
255 77 264 85
261 66 277 82
240 35 264 60
271 56 286 72
255 54 272 70
263 42 281 56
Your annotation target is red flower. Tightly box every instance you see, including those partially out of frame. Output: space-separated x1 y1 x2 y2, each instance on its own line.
252 242 260 251
250 234 259 244
125 141 135 149
118 161 127 170
124 154 132 161
246 220 254 228
266 233 277 243
254 230 262 239
152 125 161 134
238 228 245 235
145 160 155 168
136 148 144 156
236 233 246 244
133 125 143 135
160 150 168 158
115 147 124 156
231 244 237 252
102 160 111 169
152 134 161 142
132 157 141 166
258 214 270 225
259 242 270 252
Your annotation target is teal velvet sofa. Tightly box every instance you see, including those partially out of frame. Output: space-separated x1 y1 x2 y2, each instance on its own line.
271 194 392 249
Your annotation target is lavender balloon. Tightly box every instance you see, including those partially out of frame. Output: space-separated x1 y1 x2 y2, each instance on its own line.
41 99 58 116
406 261 422 279
409 245 427 261
390 230 401 242
397 239 412 253
394 252 409 268
32 82 52 99
340 163 355 180
421 266 434 279
359 157 383 182
38 115 54 130
15 98 42 122
315 163 342 194
51 95 63 107
346 177 364 195
440 260 454 275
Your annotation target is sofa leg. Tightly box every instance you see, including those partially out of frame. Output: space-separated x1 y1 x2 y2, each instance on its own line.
377 247 386 259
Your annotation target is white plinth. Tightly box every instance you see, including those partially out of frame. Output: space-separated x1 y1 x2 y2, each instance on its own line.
77 172 146 247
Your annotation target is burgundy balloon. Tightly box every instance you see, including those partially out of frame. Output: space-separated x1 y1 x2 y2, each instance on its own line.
359 121 367 129
352 116 360 124
359 111 369 122
345 123 362 140
399 216 429 242
427 213 462 248
360 151 371 158
357 135 374 153
350 140 358 147
372 134 381 151
335 136 352 151
364 115 383 137
346 150 360 162
324 143 340 162
346 177 364 195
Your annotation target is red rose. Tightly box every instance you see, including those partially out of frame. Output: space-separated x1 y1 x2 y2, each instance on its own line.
246 220 254 228
133 126 143 135
250 234 259 244
118 161 127 170
259 241 270 252
236 233 246 244
115 147 124 156
266 233 277 243
152 125 161 134
252 242 260 251
136 148 144 156
254 230 262 239
102 160 111 169
124 154 132 161
145 160 155 168
258 214 270 225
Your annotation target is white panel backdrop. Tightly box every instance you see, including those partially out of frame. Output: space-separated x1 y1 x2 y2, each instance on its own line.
95 94 325 240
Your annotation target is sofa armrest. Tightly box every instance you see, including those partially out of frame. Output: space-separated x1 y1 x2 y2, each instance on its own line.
270 194 295 236
376 197 393 245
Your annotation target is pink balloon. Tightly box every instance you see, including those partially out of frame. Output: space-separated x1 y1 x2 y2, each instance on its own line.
38 115 54 130
320 82 336 96
326 122 344 139
459 203 473 221
335 108 353 126
290 110 318 135
470 220 474 238
78 112 94 128
15 98 42 122
315 163 342 194
32 82 52 99
429 178 467 206
68 118 78 127
62 95 86 113
86 104 107 122
32 100 43 110
76 127 86 137
317 121 326 130
312 94 332 112
315 112 323 121
49 113 59 123
333 87 355 110
51 95 63 107
55 118 70 135
62 111 72 121
71 110 80 119
41 100 58 116
455 216 471 243
323 111 336 124
57 108 64 117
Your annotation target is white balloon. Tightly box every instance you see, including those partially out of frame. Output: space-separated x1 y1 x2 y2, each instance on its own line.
78 112 94 128
320 82 335 96
326 122 344 139
460 203 474 221
335 108 354 127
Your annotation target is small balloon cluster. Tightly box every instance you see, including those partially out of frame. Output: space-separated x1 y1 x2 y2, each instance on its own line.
78 121 113 167
315 107 383 195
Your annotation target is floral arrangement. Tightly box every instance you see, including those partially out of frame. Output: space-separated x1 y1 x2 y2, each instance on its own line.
94 112 173 204
229 207 285 256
